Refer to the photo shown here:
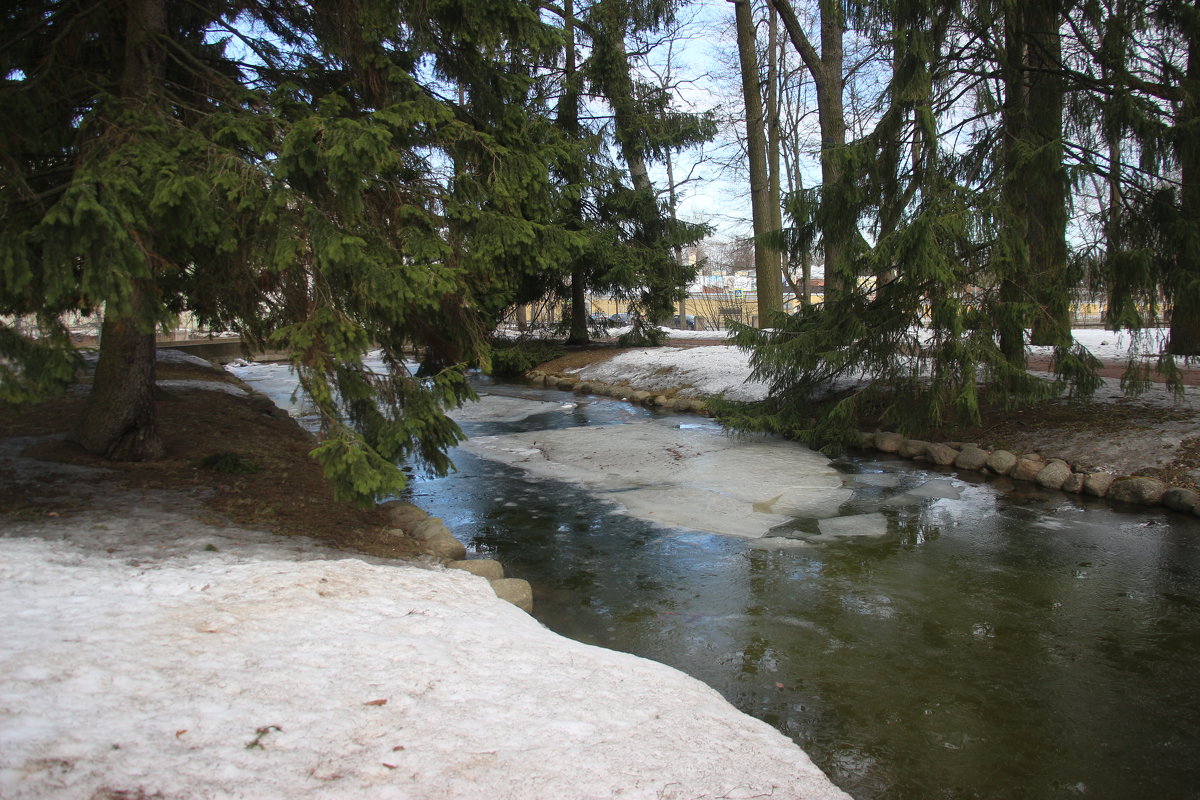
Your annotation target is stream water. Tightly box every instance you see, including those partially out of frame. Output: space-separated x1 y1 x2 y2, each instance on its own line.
233 365 1200 800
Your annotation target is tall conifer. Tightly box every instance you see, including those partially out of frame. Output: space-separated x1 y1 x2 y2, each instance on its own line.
1 0 587 504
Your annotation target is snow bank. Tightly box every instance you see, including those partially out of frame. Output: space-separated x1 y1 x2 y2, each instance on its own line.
0 532 848 800
566 345 768 402
562 329 1197 408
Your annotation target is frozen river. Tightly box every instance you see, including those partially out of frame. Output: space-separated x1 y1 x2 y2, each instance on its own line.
232 365 1200 800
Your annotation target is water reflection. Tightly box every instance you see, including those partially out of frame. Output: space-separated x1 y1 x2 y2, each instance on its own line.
408 388 1200 800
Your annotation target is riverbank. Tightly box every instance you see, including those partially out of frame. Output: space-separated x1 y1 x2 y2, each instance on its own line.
0 352 850 799
529 330 1200 507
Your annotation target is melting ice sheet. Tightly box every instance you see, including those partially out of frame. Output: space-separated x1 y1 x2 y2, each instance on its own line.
459 417 852 539
449 393 578 423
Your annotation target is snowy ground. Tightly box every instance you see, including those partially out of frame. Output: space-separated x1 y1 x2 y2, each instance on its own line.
1 433 849 799
628 324 1168 359
578 326 1194 403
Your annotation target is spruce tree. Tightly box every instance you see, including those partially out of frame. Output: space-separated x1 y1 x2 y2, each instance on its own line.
0 0 590 505
531 0 714 343
724 0 1097 448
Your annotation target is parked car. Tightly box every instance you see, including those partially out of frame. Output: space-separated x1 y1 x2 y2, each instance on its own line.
673 313 696 331
607 312 638 327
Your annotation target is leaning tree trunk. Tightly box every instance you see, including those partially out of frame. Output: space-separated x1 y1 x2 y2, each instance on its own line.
72 283 166 461
770 0 847 299
70 0 167 461
767 7 786 314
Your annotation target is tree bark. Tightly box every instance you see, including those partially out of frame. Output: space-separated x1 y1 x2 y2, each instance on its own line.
767 7 786 312
1025 0 1071 348
592 0 678 328
70 0 167 461
561 0 590 345
72 283 166 461
769 0 846 298
996 1 1070 360
733 0 783 323
996 2 1031 366
1169 14 1200 354
665 151 688 328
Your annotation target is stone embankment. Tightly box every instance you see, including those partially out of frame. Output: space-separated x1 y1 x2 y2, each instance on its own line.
525 368 1200 519
525 369 712 415
857 431 1200 515
379 499 535 613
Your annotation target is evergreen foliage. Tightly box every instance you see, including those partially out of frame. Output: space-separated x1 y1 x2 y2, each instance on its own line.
0 0 655 505
537 0 715 344
731 0 1190 445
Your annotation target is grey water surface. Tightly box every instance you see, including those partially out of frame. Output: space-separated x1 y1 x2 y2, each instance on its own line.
410 381 1200 800
230 363 1200 800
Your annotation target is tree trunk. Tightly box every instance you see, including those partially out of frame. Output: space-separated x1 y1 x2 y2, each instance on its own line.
1169 15 1200 354
733 0 782 323
1025 0 1071 348
770 0 847 299
561 0 590 345
814 0 846 298
592 0 678 327
767 7 786 314
70 0 167 461
996 1 1070 360
72 286 166 461
665 152 688 328
996 2 1031 366
569 266 589 342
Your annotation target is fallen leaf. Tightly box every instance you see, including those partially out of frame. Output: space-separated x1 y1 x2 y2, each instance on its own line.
363 698 388 706
175 730 187 738
382 763 397 769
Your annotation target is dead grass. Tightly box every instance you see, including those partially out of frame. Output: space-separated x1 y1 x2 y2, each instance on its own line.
928 398 1200 490
535 345 630 374
928 397 1195 446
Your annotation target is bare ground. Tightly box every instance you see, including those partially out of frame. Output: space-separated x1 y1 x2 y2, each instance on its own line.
0 359 421 560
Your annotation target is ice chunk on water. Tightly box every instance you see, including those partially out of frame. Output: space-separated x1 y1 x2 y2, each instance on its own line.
883 479 964 506
845 473 902 488
748 537 812 550
459 421 852 539
816 513 890 538
450 394 570 423
906 479 963 499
